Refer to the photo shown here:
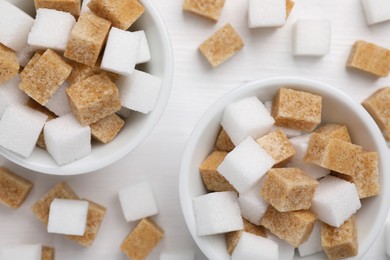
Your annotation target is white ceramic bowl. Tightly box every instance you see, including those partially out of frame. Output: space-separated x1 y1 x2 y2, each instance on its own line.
180 77 390 260
0 0 173 175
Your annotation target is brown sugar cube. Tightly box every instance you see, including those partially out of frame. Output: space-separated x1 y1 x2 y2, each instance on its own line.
0 44 19 84
256 129 295 167
214 128 235 152
34 0 81 17
183 0 225 22
20 53 42 79
66 72 121 126
322 215 358 260
88 0 144 30
32 182 79 224
90 114 125 143
41 246 55 260
199 151 235 192
286 0 295 18
121 218 164 260
261 168 318 212
64 13 111 66
272 88 322 132
362 87 390 140
0 167 33 208
226 218 266 255
347 41 390 77
19 49 72 105
199 23 244 68
66 200 107 247
260 205 316 247
68 60 118 85
304 133 362 176
315 124 351 143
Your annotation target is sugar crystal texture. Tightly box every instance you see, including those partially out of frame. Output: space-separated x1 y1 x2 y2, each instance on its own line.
0 44 19 84
183 0 225 22
238 180 268 225
266 231 295 260
0 75 29 118
0 167 33 208
293 20 331 56
361 0 390 25
45 81 71 116
248 0 286 28
90 114 124 143
298 221 323 256
34 0 81 17
133 30 151 64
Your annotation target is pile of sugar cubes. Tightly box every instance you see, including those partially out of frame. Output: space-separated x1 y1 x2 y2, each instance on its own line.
0 0 162 165
196 88 380 259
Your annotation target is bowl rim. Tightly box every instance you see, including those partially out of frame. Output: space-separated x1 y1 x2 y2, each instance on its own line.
179 76 390 260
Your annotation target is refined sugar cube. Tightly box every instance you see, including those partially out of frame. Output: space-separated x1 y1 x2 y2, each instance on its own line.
238 180 268 225
117 70 162 114
218 137 275 193
183 0 225 22
248 0 286 28
41 246 55 260
90 114 125 143
0 75 29 118
160 249 195 260
134 30 151 64
81 0 92 13
48 198 89 236
266 231 295 260
361 0 390 25
214 128 235 152
293 20 331 56
45 81 71 116
231 232 279 260
315 123 351 142
44 113 91 165
221 97 275 145
298 221 323 257
0 167 33 208
0 104 47 157
16 45 34 67
0 244 42 260
34 0 81 17
311 176 361 227
0 44 19 84
193 191 243 236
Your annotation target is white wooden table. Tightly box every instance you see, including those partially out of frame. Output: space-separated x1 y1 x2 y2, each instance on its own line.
1 0 390 259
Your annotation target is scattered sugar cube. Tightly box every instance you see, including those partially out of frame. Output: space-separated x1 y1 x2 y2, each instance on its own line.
266 231 295 260
117 70 162 114
34 0 81 17
0 44 19 84
16 45 34 67
238 180 268 225
347 40 390 77
28 9 76 52
0 167 33 208
0 244 42 260
311 176 361 227
160 249 195 260
293 20 331 56
231 232 279 260
41 246 55 260
199 23 244 67
121 218 164 259
193 191 243 236
286 0 295 18
183 0 225 22
0 1 34 51
90 114 124 143
214 128 235 152
48 198 89 236
134 30 151 64
81 0 91 14
88 0 144 30
221 97 275 145
45 81 71 116
68 60 118 85
248 0 286 28
218 137 275 193
315 123 351 142
0 75 29 117
298 221 323 257
361 0 390 25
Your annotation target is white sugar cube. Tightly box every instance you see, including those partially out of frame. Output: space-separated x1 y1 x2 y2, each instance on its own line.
0 104 47 157
218 137 275 193
293 20 331 56
248 0 286 28
193 191 243 236
44 113 91 165
288 135 329 179
118 182 159 222
16 45 34 67
0 75 29 118
0 244 42 260
386 220 390 257
160 249 195 260
361 0 390 25
298 221 323 256
45 81 71 116
238 179 268 225
266 231 294 260
48 198 89 236
101 27 141 75
0 1 34 51
221 97 275 146
81 0 92 14
232 232 279 260
134 30 151 64
28 8 76 52
117 70 162 114
311 176 361 227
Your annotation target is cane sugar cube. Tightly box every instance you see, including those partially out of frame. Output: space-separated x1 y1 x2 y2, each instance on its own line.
272 88 322 132
101 27 141 75
361 0 390 25
134 30 151 64
34 0 81 17
117 70 161 114
248 0 286 28
322 215 358 259
298 221 323 256
311 176 361 227
347 41 390 77
315 123 351 142
214 128 235 152
266 231 295 260
48 198 89 236
221 97 275 146
16 45 34 67
0 76 29 117
68 60 118 85
231 232 278 260
41 246 55 260
28 9 76 52
91 114 124 143
193 191 243 236
66 200 107 247
199 24 244 68
0 244 42 260
44 81 71 116
218 137 275 193
286 0 294 17
261 206 316 247
88 0 144 30
238 180 268 225
293 20 331 56
81 0 91 13
160 249 195 260
20 53 41 79
64 13 111 66
66 73 121 125
362 87 390 140
0 1 34 51
121 218 164 259
0 44 19 84
0 167 33 208
32 182 79 224
183 0 225 22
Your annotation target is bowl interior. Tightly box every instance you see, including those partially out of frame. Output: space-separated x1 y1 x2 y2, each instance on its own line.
1 0 173 175
180 77 390 260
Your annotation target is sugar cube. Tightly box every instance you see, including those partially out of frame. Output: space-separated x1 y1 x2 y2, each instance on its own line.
361 0 390 25
266 231 295 260
315 123 351 142
34 0 81 17
0 244 41 260
41 246 55 260
0 75 29 118
298 221 323 256
0 44 19 84
238 180 268 225
68 59 118 85
90 114 124 143
286 0 295 18
214 128 235 152
160 249 195 260
0 167 33 208
16 45 34 67
293 20 331 56
20 53 41 79
134 30 151 64
45 81 71 116
193 191 243 236
231 232 279 260
248 0 286 28
81 0 91 13
183 0 225 22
